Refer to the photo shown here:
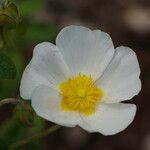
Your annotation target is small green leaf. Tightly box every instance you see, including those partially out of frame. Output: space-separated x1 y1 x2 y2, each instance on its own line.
0 53 17 79
0 50 24 99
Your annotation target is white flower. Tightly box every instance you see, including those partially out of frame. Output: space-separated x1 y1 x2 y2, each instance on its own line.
20 25 141 135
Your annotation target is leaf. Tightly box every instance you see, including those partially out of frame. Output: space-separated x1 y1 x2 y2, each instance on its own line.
11 0 44 17
0 50 24 99
0 53 17 79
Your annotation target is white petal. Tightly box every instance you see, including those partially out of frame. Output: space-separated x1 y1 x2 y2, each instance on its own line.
79 103 136 135
56 25 114 79
20 62 49 100
97 46 141 103
20 42 70 100
31 85 81 127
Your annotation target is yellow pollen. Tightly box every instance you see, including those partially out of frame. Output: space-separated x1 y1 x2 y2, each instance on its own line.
77 89 86 98
59 74 104 115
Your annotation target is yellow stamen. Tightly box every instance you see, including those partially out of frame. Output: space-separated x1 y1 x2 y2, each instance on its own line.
59 74 104 115
77 89 86 98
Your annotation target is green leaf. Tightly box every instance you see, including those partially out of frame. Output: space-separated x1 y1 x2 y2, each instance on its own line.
11 0 44 16
0 53 17 79
0 50 24 99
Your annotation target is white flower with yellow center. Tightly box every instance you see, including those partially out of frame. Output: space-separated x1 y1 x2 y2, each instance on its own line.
20 25 141 135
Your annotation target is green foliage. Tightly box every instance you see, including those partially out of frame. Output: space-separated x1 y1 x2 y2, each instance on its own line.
0 2 20 28
0 50 24 99
0 119 26 149
2 3 19 20
0 14 15 28
0 33 4 48
25 22 57 44
14 102 34 126
0 1 22 50
12 0 44 17
0 113 44 149
0 53 17 79
0 1 58 149
16 21 27 36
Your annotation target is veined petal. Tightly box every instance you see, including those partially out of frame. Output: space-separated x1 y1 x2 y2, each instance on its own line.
56 25 114 79
31 85 81 127
79 103 136 135
97 46 141 103
20 42 70 100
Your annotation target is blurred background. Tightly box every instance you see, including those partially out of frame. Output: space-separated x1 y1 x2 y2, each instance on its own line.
0 0 149 149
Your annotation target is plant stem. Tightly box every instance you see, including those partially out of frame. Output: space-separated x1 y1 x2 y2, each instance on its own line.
10 125 61 149
0 98 19 106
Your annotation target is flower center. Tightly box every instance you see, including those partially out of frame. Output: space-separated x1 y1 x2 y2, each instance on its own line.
77 89 86 98
59 74 104 115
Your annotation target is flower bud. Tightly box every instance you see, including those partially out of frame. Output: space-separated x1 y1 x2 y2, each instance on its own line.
0 14 15 28
0 2 19 28
2 3 19 21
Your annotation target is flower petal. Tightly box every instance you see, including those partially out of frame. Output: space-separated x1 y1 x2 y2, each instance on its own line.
31 85 81 127
20 62 49 100
97 46 141 103
56 25 114 79
20 42 70 99
79 103 136 135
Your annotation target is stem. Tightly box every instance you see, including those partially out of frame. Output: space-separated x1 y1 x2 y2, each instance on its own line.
10 125 61 149
0 98 19 106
